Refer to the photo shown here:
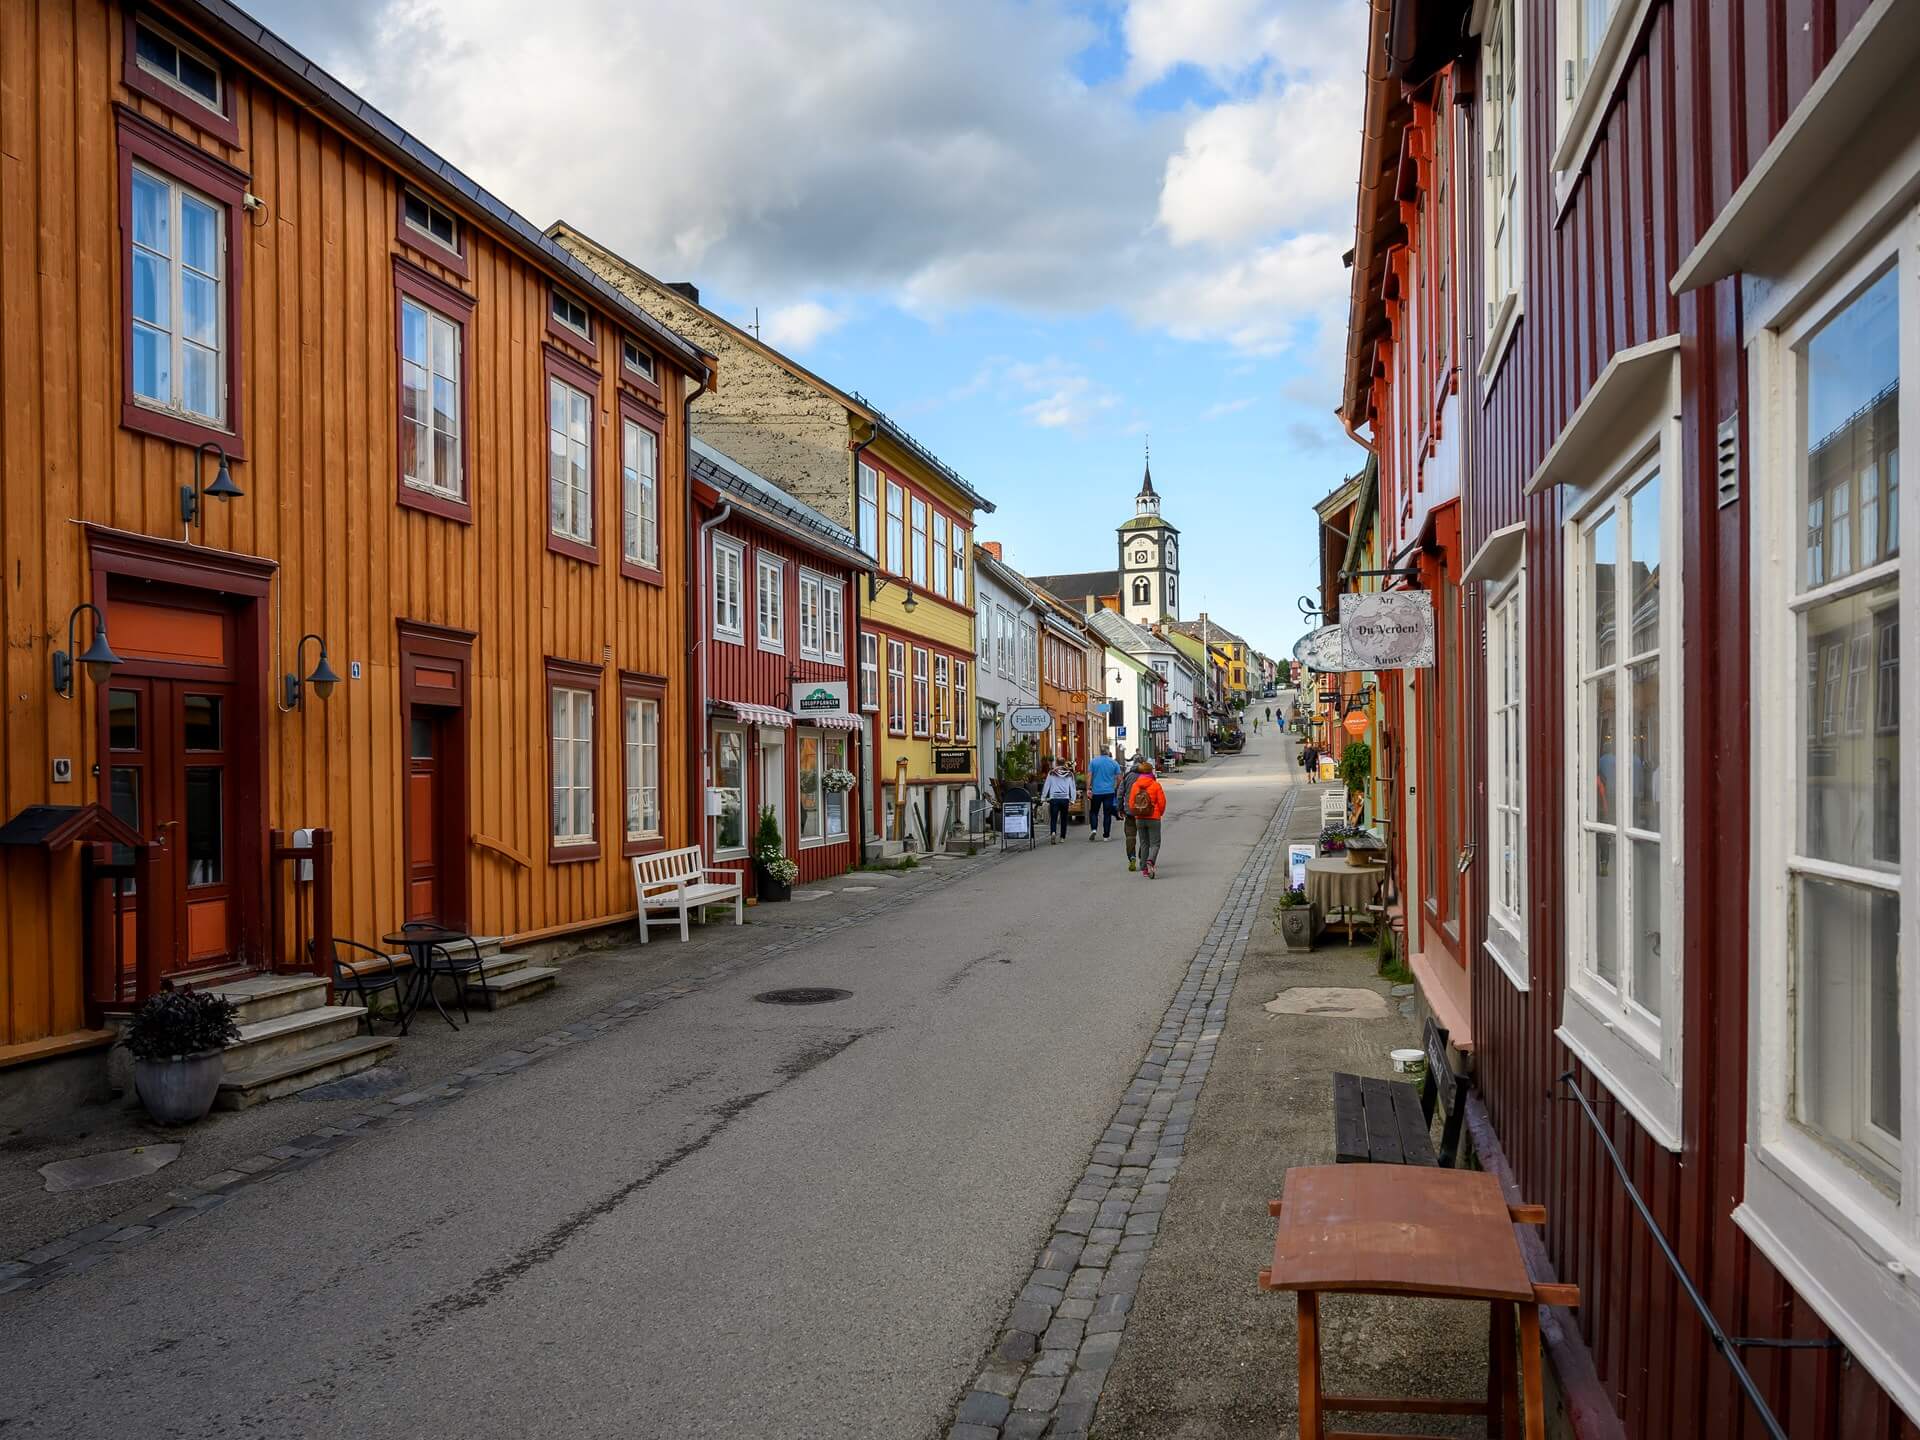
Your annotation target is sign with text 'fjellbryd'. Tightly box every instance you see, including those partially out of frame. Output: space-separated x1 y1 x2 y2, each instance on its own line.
1338 592 1435 668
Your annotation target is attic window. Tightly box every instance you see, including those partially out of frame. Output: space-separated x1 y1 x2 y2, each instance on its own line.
402 189 458 253
622 337 655 382
134 19 221 113
551 288 591 342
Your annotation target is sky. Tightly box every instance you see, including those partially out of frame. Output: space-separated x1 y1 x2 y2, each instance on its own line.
242 0 1370 660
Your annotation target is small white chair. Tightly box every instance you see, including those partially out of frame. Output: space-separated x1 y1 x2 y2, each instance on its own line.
1320 790 1349 828
630 847 744 943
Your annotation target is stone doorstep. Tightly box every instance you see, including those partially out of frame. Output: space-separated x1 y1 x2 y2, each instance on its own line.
213 1035 396 1110
204 973 331 1026
220 1005 370 1071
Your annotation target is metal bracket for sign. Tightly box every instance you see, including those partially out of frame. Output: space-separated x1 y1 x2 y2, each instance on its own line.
1338 565 1424 587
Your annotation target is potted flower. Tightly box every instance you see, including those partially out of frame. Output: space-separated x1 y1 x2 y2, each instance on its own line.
1275 884 1317 952
122 988 240 1125
821 766 857 794
751 806 798 901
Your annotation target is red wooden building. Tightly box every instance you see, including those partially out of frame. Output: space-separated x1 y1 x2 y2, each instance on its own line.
692 440 868 896
1343 0 1920 1434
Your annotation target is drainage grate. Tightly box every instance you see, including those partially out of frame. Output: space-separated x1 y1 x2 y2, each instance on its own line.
753 987 852 1006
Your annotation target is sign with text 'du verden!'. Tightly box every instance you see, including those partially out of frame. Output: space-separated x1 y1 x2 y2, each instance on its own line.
1338 592 1435 669
1008 705 1054 735
1291 624 1347 674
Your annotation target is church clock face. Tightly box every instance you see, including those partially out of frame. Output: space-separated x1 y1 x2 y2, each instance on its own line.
1131 546 1151 566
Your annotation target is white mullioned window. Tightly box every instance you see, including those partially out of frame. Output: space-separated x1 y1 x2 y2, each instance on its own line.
622 418 657 569
712 726 746 856
1479 0 1522 374
858 463 880 557
934 654 951 740
551 287 591 342
951 527 968 604
933 514 950 597
1551 0 1650 194
1739 203 1917 1413
757 555 784 650
912 647 931 737
550 686 595 846
954 660 969 743
798 570 823 658
822 577 844 662
134 18 223 113
978 601 992 664
886 481 906 576
400 297 461 499
624 695 660 842
1486 564 1528 988
859 633 880 711
129 165 226 424
910 498 929 587
712 536 744 641
887 639 907 736
548 377 593 545
402 189 458 254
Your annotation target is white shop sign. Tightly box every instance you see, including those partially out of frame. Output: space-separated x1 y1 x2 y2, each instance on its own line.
1339 592 1435 668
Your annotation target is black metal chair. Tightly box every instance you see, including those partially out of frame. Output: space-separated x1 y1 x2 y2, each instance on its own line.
404 922 488 1022
317 936 413 1035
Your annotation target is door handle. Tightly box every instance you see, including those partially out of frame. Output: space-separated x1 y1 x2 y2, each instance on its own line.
155 820 178 850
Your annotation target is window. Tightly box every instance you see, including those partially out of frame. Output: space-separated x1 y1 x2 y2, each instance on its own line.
934 655 951 740
860 633 880 711
1486 572 1528 988
1132 576 1151 606
712 726 746 856
933 514 949 598
912 647 931 737
402 189 458 254
622 686 661 848
822 578 844 662
129 163 227 426
997 606 1015 678
910 498 929 587
712 536 744 642
622 413 659 575
954 661 969 743
887 640 907 736
886 481 906 576
978 603 992 663
1167 575 1177 614
548 375 594 552
1021 623 1038 690
1480 0 1522 374
622 337 655 383
757 555 785 650
951 527 968 604
1551 0 1647 192
549 684 596 854
551 288 591 342
796 731 850 844
798 570 823 658
132 17 223 118
392 261 474 519
858 463 880 558
823 735 849 839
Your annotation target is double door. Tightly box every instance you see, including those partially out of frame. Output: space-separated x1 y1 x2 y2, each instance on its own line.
105 676 239 981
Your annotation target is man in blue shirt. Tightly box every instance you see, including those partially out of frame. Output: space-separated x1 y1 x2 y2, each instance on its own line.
1086 749 1123 842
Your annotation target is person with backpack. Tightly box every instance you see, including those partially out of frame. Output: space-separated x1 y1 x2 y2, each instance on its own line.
1129 758 1168 878
1085 749 1122 841
1039 760 1078 844
1120 755 1148 871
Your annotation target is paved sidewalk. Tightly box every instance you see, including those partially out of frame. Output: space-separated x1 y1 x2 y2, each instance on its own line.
1093 792 1490 1438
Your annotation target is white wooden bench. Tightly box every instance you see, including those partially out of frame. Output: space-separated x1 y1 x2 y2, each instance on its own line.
630 847 743 943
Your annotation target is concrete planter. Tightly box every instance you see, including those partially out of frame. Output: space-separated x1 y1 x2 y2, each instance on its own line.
132 1050 225 1125
1277 904 1318 952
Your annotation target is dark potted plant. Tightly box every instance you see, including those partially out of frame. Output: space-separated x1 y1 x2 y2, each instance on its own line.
1275 884 1318 952
751 805 797 902
122 988 240 1125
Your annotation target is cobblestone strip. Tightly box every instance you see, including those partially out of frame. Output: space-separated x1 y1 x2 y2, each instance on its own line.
0 852 1001 1301
948 783 1298 1440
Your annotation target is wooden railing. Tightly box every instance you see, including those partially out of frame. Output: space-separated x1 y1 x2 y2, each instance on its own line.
82 841 164 1022
268 828 334 1001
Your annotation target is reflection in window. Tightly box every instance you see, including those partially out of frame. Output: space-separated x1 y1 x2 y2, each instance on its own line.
109 690 139 750
714 729 745 853
183 694 221 751
184 766 221 885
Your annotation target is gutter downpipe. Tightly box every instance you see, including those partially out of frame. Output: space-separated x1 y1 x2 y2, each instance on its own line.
681 363 711 861
848 420 882 862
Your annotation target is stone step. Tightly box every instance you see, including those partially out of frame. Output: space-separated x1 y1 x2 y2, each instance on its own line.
469 964 560 1011
426 950 540 1002
204 974 331 1025
214 1035 395 1110
222 1005 369 1072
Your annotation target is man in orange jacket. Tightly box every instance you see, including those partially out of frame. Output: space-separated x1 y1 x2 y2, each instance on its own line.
1129 758 1168 878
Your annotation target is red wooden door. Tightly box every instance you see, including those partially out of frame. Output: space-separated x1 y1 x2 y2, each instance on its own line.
1418 505 1466 968
406 708 442 922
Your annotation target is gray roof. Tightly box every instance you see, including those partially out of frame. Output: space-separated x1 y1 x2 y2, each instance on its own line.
849 393 995 515
185 1 706 372
1026 570 1118 602
1168 615 1249 648
1086 610 1186 667
691 439 869 570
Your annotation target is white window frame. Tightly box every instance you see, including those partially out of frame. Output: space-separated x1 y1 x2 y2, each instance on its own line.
129 164 227 425
912 646 931 738
547 376 593 546
1476 0 1524 380
932 513 950 598
978 598 993 664
798 569 824 659
795 729 850 846
1484 556 1529 990
859 632 880 712
401 187 459 257
934 654 951 741
822 576 844 662
954 660 970 744
1549 0 1654 212
910 497 929 587
887 639 907 737
623 695 661 843
400 296 462 501
622 417 657 569
550 686 596 847
711 724 748 859
1738 203 1920 1420
621 336 655 382
756 554 785 652
886 480 906 577
951 527 968 604
1551 343 1686 1152
858 463 880 558
551 287 592 343
133 17 224 115
712 535 744 643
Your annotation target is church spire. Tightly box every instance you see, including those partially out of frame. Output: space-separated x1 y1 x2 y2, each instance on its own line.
1136 437 1159 516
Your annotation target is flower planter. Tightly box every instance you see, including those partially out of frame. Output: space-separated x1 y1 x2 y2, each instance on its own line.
754 864 792 902
133 1049 225 1125
1278 904 1318 952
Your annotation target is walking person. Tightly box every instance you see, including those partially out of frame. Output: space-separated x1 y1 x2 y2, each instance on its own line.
1130 758 1168 878
1299 742 1317 783
1040 759 1077 844
1086 748 1122 841
1120 755 1148 872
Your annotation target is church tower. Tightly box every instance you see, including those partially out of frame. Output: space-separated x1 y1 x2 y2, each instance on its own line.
1118 450 1179 627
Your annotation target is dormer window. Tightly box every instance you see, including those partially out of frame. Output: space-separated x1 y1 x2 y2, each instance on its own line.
622 337 655 382
402 189 458 254
134 19 222 113
551 288 591 342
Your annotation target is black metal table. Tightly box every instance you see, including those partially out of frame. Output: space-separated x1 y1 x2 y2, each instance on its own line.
381 926 467 1031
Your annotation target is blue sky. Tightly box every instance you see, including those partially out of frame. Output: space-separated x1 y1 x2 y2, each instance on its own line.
246 0 1369 659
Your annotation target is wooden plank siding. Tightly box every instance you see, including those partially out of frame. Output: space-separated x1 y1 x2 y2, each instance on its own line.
0 0 698 1053
1436 0 1918 1435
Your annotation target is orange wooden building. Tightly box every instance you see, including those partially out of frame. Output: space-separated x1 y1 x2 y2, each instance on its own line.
0 0 710 1085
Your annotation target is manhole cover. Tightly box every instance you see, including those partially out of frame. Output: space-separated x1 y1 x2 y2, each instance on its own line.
753 987 852 1005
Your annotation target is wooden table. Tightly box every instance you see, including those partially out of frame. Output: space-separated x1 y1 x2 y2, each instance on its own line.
1303 856 1385 943
1259 1164 1576 1439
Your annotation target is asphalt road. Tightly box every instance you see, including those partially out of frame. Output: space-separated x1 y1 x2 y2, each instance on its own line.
0 729 1293 1440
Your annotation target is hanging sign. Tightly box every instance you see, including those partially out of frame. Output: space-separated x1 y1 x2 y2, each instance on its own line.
933 747 971 774
1339 592 1435 668
791 679 850 715
1008 705 1054 735
1292 624 1347 674
1343 709 1370 738
1147 714 1171 733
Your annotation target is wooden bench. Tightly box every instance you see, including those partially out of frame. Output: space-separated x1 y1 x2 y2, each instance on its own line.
630 847 743 943
1333 1017 1470 1167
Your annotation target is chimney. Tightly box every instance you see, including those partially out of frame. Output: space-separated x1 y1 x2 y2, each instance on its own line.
981 541 1003 560
667 281 700 304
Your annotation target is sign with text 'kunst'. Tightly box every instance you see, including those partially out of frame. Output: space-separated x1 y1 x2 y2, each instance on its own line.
1338 592 1435 669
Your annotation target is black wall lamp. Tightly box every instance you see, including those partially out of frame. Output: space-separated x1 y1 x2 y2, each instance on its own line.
867 574 917 613
53 603 122 699
283 633 341 709
180 440 244 534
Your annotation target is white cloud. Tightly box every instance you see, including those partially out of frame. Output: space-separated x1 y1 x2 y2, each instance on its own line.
1124 0 1365 90
1139 233 1350 355
760 301 845 352
1201 397 1255 421
1004 358 1120 430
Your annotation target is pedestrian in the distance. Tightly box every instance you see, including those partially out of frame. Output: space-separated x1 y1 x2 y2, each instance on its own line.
1040 760 1077 844
1086 748 1122 842
1130 759 1168 879
1120 755 1147 872
1300 743 1317 782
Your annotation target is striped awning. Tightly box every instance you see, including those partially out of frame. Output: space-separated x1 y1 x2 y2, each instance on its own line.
726 702 792 728
801 712 863 731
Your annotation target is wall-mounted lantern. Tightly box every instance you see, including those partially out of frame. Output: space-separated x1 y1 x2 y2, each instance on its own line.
867 575 918 613
180 441 244 535
283 633 341 709
52 603 122 699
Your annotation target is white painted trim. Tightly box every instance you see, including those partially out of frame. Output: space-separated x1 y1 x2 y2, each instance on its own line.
1525 334 1680 495
1674 0 1920 295
1463 522 1526 585
1479 286 1522 385
1557 1009 1682 1152
1550 0 1655 192
1484 927 1529 994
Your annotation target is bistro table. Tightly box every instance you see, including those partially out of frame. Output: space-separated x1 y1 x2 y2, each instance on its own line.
1259 1164 1575 1439
1304 855 1385 943
380 926 468 1031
